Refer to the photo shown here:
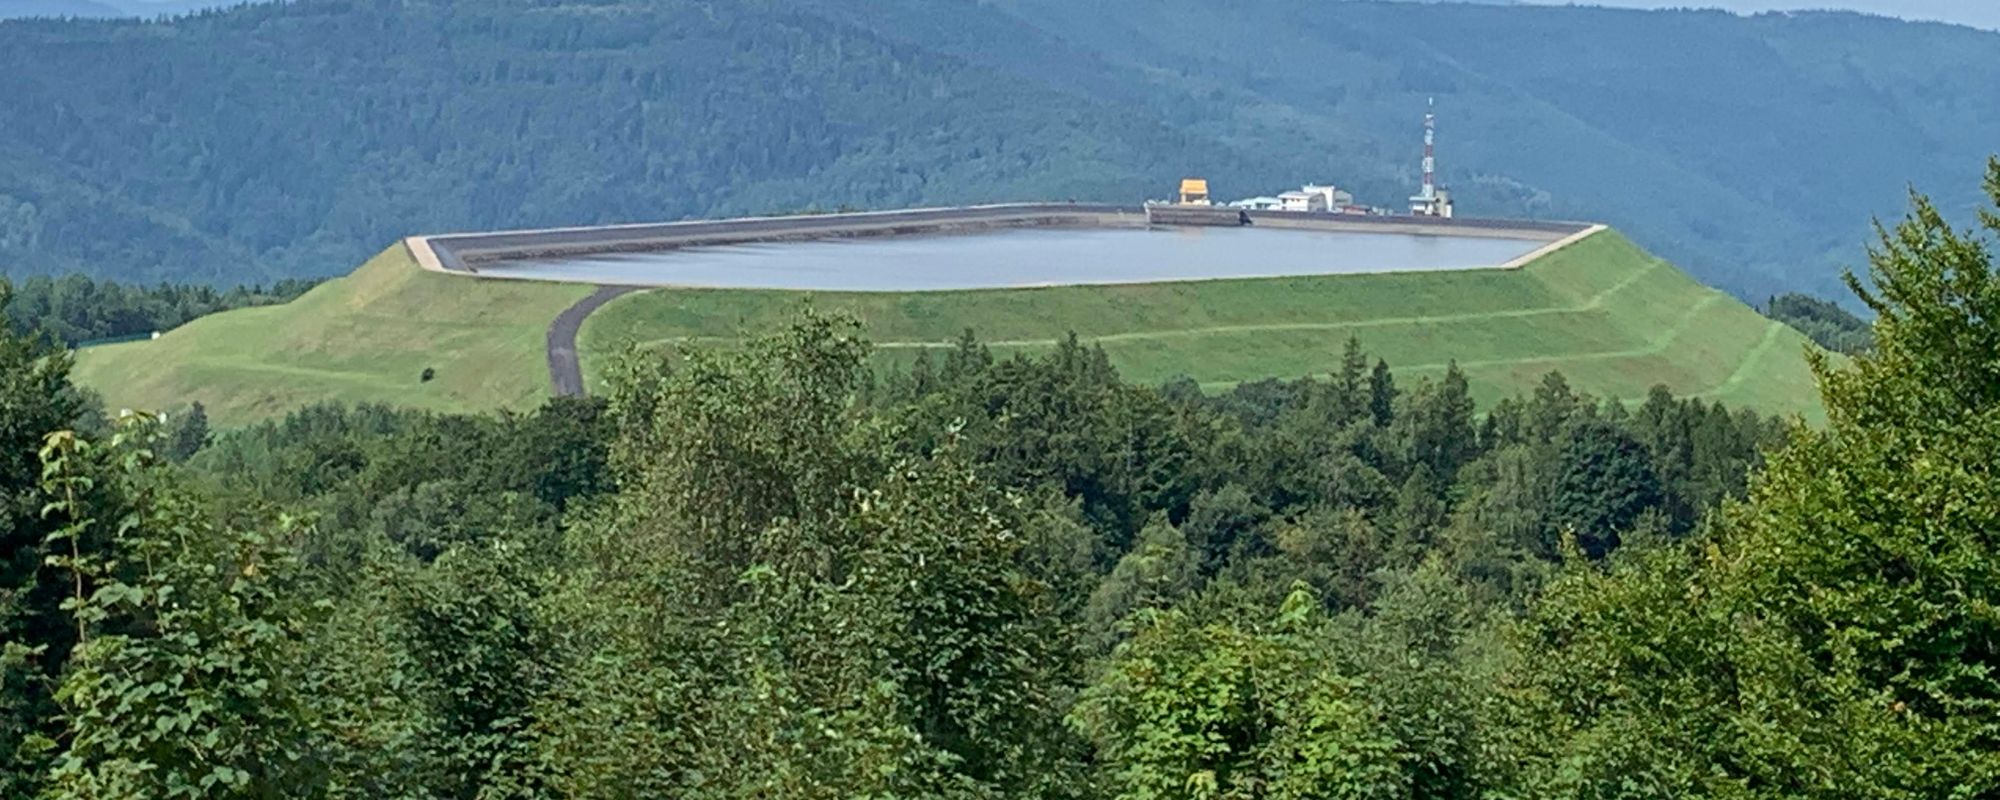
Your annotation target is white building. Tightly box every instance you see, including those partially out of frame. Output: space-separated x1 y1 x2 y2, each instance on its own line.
1277 190 1328 213
1301 183 1354 210
1232 183 1360 214
1411 187 1455 218
1228 196 1285 211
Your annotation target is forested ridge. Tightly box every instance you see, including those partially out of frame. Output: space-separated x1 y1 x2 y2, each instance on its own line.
0 273 317 345
0 1 238 19
2 163 1997 796
1 0 1997 300
1764 292 1874 354
0 0 1270 285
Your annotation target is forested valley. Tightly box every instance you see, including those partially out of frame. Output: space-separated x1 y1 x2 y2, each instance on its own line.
3 0 1998 301
3 166 1997 796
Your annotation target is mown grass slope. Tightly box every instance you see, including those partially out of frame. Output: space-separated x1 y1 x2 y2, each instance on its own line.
72 229 1827 427
72 246 590 426
580 231 1827 420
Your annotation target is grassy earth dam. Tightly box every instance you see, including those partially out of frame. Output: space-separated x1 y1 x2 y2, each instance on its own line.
408 204 1594 396
72 206 1827 427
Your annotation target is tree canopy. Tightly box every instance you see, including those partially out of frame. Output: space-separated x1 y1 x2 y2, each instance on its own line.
3 159 1997 798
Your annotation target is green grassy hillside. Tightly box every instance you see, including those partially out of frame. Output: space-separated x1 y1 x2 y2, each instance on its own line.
579 231 1826 419
72 230 1827 427
71 246 589 425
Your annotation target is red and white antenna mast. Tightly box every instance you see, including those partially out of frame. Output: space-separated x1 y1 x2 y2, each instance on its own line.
1411 97 1449 217
1422 97 1436 202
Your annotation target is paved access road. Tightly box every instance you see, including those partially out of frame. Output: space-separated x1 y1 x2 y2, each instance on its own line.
547 286 638 397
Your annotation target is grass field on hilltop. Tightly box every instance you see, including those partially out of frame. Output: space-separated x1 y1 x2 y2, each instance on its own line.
72 246 591 426
71 229 1829 427
579 231 1828 420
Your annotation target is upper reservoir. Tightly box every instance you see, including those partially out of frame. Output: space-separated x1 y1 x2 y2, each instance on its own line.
470 225 1551 291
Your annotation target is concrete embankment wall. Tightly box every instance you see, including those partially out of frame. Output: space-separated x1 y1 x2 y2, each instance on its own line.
404 203 1597 276
414 204 1145 273
1246 211 1589 240
1145 205 1251 226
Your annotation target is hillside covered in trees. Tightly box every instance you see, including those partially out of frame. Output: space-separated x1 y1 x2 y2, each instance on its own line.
1 273 316 345
1765 291 1875 353
0 0 1996 299
2 162 1996 796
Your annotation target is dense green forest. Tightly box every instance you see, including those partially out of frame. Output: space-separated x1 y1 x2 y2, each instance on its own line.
1 0 1996 300
0 273 316 345
3 163 1996 796
1764 291 1874 353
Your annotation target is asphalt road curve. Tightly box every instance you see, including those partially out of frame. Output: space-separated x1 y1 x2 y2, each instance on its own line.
547 286 639 397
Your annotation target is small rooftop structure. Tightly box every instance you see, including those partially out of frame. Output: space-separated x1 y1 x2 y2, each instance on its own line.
1179 178 1212 206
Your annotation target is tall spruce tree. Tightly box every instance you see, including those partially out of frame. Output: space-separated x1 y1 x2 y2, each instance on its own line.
1368 359 1397 429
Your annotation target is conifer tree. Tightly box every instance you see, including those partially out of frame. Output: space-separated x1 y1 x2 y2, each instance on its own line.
1368 359 1397 428
1499 158 2000 796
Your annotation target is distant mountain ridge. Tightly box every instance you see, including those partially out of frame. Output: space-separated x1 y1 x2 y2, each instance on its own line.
0 0 123 18
0 0 245 19
1517 1 2000 32
1 0 1995 301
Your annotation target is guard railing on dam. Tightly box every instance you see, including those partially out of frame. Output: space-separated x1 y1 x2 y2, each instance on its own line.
1245 210 1592 239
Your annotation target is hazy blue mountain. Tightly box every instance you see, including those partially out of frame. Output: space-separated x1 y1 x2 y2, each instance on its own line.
960 0 2000 298
1518 1 2000 31
0 0 247 19
0 0 1993 301
102 0 254 16
0 0 124 19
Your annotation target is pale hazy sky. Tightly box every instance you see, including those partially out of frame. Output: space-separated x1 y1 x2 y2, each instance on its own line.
1520 1 2000 31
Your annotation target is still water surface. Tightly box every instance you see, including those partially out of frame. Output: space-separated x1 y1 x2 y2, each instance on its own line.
474 226 1549 291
